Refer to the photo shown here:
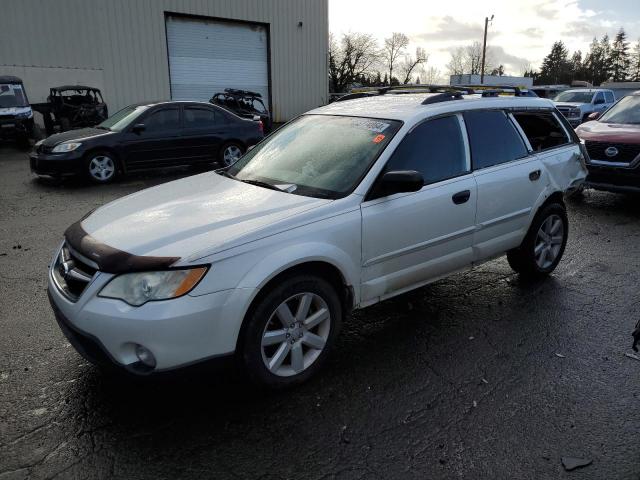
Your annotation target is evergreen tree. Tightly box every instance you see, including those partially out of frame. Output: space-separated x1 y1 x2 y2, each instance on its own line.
631 40 640 81
610 28 631 81
382 73 389 86
415 76 421 84
539 41 571 84
600 34 613 82
570 51 584 81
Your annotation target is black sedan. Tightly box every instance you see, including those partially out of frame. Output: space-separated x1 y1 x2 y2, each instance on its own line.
30 101 264 183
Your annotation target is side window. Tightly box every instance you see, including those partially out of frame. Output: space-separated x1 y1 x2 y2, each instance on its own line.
383 115 468 185
512 112 570 151
594 92 605 104
464 110 528 170
144 108 180 132
184 107 218 128
605 91 614 103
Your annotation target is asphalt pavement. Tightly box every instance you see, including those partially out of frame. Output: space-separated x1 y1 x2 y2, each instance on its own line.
0 143 639 479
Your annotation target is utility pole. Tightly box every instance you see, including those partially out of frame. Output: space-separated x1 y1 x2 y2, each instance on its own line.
480 14 494 84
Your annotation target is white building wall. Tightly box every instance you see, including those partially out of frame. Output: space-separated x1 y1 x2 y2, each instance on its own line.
0 0 329 122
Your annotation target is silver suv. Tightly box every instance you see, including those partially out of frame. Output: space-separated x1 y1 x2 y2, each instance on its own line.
553 88 615 127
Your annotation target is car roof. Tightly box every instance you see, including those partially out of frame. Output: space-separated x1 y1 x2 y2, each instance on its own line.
52 85 100 92
0 75 23 84
309 93 556 122
129 100 221 108
561 88 611 93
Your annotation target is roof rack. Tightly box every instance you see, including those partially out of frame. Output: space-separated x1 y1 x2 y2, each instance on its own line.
456 84 525 97
377 84 473 95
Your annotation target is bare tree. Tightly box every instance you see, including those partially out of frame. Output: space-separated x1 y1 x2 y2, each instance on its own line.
446 47 466 75
383 32 410 83
421 66 442 84
329 32 380 92
399 47 428 84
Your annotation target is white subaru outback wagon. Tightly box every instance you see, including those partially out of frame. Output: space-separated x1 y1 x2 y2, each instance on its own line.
48 88 587 388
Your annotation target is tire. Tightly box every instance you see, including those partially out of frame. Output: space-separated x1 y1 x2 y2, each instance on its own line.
507 202 568 278
239 274 342 389
85 150 118 184
219 142 244 167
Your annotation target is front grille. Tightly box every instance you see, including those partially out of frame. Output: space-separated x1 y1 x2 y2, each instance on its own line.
556 106 578 118
0 114 16 121
51 243 97 302
38 144 54 154
585 141 640 164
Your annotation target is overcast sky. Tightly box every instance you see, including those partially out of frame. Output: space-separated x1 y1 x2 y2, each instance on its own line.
329 0 640 79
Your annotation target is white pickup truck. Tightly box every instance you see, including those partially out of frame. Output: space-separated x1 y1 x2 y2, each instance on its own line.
553 88 616 127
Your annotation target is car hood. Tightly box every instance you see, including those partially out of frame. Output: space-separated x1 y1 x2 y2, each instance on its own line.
554 102 585 109
576 121 640 144
80 172 332 261
43 127 112 146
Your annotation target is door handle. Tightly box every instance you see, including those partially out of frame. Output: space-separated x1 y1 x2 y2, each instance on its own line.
452 190 471 205
529 170 541 181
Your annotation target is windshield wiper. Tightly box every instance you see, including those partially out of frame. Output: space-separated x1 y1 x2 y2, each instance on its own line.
240 178 285 192
217 170 236 179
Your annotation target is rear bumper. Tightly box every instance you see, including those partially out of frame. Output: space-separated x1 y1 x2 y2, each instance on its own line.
30 150 84 176
0 117 33 139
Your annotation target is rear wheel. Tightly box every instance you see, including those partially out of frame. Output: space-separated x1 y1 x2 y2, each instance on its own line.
86 151 118 184
219 142 244 167
507 203 568 277
239 275 342 389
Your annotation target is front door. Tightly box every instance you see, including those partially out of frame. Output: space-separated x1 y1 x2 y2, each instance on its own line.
360 114 477 305
123 106 183 170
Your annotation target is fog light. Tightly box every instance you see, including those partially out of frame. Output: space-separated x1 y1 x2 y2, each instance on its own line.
135 344 156 368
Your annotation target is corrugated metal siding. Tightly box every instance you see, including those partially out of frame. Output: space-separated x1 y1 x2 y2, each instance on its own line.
0 0 328 122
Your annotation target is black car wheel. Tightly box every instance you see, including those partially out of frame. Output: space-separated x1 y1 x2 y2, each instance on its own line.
507 202 568 277
86 151 118 184
220 143 244 167
239 274 342 389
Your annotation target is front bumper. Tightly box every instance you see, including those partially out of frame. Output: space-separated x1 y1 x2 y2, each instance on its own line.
30 150 84 176
585 163 640 194
0 117 33 139
47 255 256 374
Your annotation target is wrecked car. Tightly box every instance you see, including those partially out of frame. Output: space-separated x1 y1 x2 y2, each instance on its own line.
210 88 272 133
32 85 108 135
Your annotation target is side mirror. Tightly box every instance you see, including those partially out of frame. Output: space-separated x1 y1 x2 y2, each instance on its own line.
377 170 424 197
588 112 601 121
131 123 146 134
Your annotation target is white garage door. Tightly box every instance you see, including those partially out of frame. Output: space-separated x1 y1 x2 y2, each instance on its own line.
166 16 269 108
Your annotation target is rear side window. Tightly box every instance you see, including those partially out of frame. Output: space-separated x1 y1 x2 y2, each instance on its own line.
464 110 528 169
594 92 605 104
145 108 180 132
512 112 569 151
184 107 218 128
383 115 468 185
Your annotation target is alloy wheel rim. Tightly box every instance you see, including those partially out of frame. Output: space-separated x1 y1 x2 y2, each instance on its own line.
89 155 115 181
534 214 564 269
261 292 331 377
223 145 242 166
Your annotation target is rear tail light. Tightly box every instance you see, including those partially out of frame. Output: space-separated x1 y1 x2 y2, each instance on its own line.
258 120 264 133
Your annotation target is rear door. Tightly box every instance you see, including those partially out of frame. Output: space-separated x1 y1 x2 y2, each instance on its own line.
182 105 229 164
122 106 183 170
360 114 477 303
466 109 545 261
593 92 608 113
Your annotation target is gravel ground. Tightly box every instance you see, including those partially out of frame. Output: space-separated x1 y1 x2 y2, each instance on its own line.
1 143 639 479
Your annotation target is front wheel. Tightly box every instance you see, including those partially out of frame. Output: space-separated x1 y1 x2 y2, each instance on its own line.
507 203 568 277
86 151 118 184
239 275 342 389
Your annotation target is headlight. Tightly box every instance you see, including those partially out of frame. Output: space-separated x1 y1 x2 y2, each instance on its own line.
52 142 82 153
570 108 581 117
98 267 208 306
16 110 33 119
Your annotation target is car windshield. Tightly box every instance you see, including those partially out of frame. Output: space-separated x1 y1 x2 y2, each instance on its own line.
227 114 402 199
98 105 148 131
0 83 28 108
599 95 640 124
553 91 594 103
